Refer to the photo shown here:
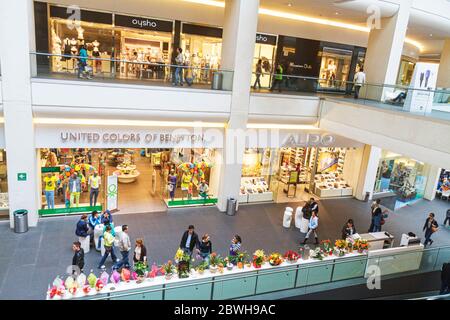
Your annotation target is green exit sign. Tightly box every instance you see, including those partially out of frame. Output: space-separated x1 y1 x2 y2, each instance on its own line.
17 173 27 181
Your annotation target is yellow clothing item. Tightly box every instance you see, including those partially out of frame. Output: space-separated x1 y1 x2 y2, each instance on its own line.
181 174 191 189
104 231 115 247
89 175 101 189
44 176 58 191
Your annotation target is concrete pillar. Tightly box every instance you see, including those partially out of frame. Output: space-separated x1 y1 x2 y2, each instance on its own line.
355 145 382 201
363 1 411 99
437 39 450 88
217 0 259 211
423 165 441 202
0 0 39 227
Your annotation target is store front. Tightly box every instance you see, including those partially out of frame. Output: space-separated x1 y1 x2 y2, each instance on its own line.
374 150 430 210
181 23 223 72
240 130 365 204
35 125 223 216
396 57 416 86
251 33 277 88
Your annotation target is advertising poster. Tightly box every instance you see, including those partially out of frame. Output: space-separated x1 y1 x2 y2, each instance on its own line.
403 62 440 114
107 175 118 211
317 151 339 173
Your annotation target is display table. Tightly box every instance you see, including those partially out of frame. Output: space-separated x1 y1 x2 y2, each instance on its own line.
352 232 395 251
113 170 140 183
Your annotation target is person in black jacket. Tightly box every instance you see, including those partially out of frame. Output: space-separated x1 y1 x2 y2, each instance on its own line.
72 241 85 273
309 198 319 216
180 225 199 256
75 214 89 238
342 219 356 240
197 234 212 263
423 212 439 247
440 262 450 295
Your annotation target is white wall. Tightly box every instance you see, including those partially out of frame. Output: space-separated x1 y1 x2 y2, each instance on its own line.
342 147 365 197
319 100 450 168
248 94 319 124
31 79 232 121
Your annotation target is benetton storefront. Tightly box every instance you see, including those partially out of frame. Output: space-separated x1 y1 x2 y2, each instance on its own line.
35 124 224 216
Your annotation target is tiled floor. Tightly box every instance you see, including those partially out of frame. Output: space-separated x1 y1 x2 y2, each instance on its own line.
0 197 449 300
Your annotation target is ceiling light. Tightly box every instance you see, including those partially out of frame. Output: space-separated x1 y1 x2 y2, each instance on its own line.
246 123 319 130
287 3 293 7
182 0 424 51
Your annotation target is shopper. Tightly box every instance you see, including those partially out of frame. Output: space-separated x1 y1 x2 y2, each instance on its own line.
369 199 382 232
114 225 131 270
75 214 89 238
133 239 147 264
302 200 312 221
229 235 242 256
443 208 450 227
173 47 184 86
440 262 450 295
270 63 283 93
303 211 319 245
342 219 357 240
197 234 212 263
88 171 101 207
423 212 439 247
353 67 366 99
253 59 263 90
309 198 319 216
184 60 194 86
98 225 118 269
179 225 199 256
43 173 58 209
77 45 88 79
69 173 82 208
72 241 85 274
88 210 101 246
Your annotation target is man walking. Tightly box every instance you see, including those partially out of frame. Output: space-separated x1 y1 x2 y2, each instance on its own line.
423 212 439 247
443 208 450 227
114 225 131 270
98 225 118 269
309 198 319 216
179 225 199 256
353 67 366 99
270 63 283 93
72 241 85 274
173 47 184 86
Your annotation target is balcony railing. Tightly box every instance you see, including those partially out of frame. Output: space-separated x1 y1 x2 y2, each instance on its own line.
30 52 234 91
252 72 450 121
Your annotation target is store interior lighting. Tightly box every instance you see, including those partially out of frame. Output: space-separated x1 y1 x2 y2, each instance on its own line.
246 123 320 130
182 0 424 51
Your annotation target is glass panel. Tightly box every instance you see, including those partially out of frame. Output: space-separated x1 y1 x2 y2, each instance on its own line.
319 47 353 91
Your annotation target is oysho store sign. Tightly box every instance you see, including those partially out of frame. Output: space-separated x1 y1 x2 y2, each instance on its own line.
114 14 173 32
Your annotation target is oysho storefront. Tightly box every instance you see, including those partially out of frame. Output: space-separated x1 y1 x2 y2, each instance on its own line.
239 129 365 204
34 124 224 216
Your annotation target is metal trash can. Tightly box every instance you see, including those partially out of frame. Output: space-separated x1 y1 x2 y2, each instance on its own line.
226 198 237 216
14 209 29 233
211 71 223 90
364 192 371 202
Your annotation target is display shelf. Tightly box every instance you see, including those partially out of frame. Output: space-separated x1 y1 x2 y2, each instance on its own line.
240 177 273 203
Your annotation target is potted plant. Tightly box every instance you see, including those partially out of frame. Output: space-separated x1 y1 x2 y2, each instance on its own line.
162 260 176 280
311 247 324 261
252 250 266 268
196 261 208 275
268 252 283 266
334 239 348 257
320 240 332 255
358 239 369 253
134 261 148 283
225 257 234 271
177 253 192 279
346 238 355 253
209 252 220 273
234 251 248 269
283 250 300 263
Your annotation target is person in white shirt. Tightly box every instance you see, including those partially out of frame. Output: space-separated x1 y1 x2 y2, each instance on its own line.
353 67 366 99
89 171 101 207
114 225 131 270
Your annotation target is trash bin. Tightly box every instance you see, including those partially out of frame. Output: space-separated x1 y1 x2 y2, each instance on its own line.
211 71 223 90
226 197 237 216
14 210 28 233
364 192 371 202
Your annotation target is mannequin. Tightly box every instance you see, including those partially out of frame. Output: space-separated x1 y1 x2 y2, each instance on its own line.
180 172 192 200
92 40 101 73
167 170 177 201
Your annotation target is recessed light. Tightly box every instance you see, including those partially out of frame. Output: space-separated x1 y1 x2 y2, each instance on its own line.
430 34 433 37
335 12 339 15
287 2 292 6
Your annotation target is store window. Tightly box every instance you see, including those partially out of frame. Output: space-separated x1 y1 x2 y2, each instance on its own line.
0 150 8 219
319 47 353 91
374 150 428 209
38 148 218 216
240 147 357 204
48 6 114 75
251 33 277 88
396 59 416 86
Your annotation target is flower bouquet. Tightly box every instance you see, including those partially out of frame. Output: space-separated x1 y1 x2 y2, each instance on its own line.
134 261 148 283
121 268 131 282
65 275 77 295
195 261 208 275
177 253 192 279
320 240 333 256
174 248 184 263
252 250 266 268
268 252 283 266
334 239 348 257
234 251 249 269
346 237 355 253
110 270 121 285
311 247 325 261
209 252 220 273
284 250 300 263
162 260 176 280
147 263 159 281
87 271 97 289
356 239 369 253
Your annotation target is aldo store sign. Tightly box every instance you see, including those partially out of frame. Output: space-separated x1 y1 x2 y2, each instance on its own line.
114 14 173 32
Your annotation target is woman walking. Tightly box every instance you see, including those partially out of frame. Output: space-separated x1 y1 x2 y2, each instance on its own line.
253 59 263 90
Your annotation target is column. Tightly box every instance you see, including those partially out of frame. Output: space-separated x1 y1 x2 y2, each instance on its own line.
355 145 382 201
423 165 441 202
0 0 40 227
437 39 450 88
363 1 412 99
217 0 259 211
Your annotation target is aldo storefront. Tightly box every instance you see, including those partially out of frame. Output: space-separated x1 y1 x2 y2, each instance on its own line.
34 123 224 216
